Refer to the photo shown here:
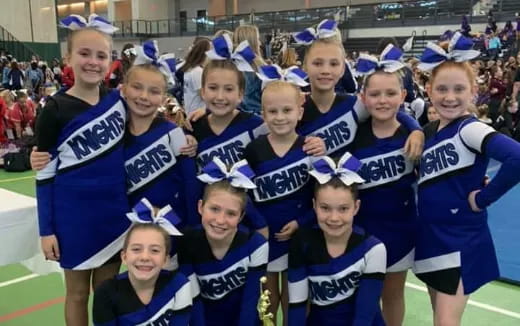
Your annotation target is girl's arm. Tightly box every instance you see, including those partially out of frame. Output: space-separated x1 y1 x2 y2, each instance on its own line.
238 235 268 326
460 123 520 210
35 100 61 260
352 242 386 326
287 230 308 326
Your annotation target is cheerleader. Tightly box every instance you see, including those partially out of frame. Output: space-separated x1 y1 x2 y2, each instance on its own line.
93 200 195 325
243 70 321 324
414 32 520 325
35 15 129 326
350 44 417 326
288 152 387 326
177 158 269 326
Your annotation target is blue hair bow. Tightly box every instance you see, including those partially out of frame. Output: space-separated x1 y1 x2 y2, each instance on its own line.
133 40 177 86
293 19 338 45
205 34 256 72
256 64 308 89
59 14 118 34
309 152 365 186
355 44 405 76
418 31 480 71
126 198 183 236
198 157 257 189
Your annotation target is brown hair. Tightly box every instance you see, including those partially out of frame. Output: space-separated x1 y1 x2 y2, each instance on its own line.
233 25 264 70
278 48 298 69
125 63 168 90
201 180 248 213
66 27 113 55
314 177 359 200
181 38 211 73
122 223 172 254
201 60 246 92
362 70 404 91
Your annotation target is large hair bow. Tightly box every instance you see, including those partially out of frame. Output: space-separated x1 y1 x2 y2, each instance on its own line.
133 40 177 86
418 31 480 71
355 44 405 76
293 19 338 45
59 14 118 34
126 198 183 236
205 34 256 72
256 64 308 89
197 157 257 189
309 152 365 186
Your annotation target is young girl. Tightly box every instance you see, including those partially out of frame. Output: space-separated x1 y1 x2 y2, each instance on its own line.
180 37 210 114
350 46 417 326
293 20 424 160
123 40 199 227
244 79 318 324
288 152 387 326
415 32 520 325
93 200 194 325
35 15 129 326
177 158 269 326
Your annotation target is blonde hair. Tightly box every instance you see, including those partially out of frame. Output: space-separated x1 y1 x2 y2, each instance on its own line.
262 81 301 107
125 64 168 91
233 24 264 69
303 36 346 68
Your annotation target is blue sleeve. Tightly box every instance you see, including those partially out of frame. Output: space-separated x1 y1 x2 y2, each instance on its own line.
189 296 206 326
352 278 384 326
36 157 58 236
288 231 308 326
396 111 421 132
336 63 357 94
403 68 416 103
180 157 202 226
296 206 315 228
238 266 265 326
239 236 268 326
171 311 190 326
476 134 520 208
244 196 267 230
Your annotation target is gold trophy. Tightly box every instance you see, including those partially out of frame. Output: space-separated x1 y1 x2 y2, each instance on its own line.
257 276 275 326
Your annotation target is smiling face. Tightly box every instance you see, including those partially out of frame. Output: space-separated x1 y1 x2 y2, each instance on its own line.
314 184 360 239
67 29 111 87
261 83 303 138
304 41 345 93
122 228 169 284
361 72 405 123
199 189 244 243
427 64 476 125
122 66 166 119
201 67 243 118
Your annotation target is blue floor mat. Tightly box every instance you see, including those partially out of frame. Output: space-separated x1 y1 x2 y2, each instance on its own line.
487 161 520 283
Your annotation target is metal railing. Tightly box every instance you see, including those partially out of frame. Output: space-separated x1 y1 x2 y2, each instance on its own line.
0 25 37 61
58 0 518 39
